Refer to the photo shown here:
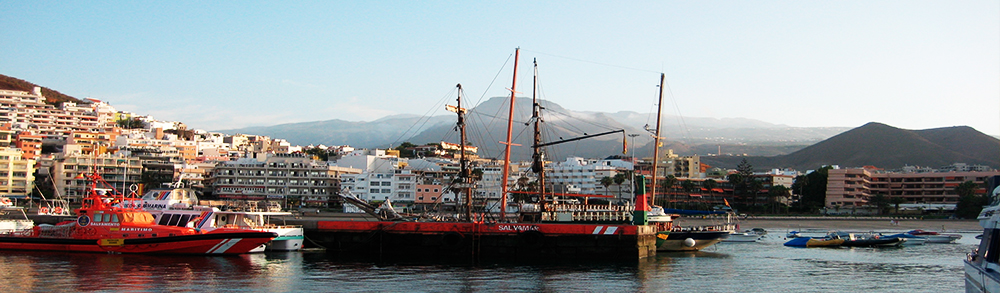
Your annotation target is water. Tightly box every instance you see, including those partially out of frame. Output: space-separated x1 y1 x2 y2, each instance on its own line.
0 229 979 292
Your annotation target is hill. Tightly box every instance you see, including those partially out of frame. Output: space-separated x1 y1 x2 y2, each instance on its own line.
701 122 1000 170
0 74 83 105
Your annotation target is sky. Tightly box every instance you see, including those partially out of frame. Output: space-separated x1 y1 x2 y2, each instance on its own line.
2 1 998 135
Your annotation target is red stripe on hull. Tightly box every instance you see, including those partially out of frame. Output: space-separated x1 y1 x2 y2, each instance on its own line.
0 235 273 255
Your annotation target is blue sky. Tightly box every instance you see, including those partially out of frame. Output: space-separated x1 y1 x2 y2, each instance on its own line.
2 1 998 135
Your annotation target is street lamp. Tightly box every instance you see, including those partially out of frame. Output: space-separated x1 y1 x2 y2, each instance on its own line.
627 134 640 164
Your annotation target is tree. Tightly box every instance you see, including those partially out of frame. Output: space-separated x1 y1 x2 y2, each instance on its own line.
769 185 791 214
889 196 906 214
735 158 754 205
791 166 832 213
956 181 988 219
600 176 613 196
869 194 889 215
303 147 330 161
613 173 627 200
116 118 146 129
394 142 418 158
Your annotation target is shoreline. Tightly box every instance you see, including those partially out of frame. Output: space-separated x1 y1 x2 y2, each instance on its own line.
676 217 981 232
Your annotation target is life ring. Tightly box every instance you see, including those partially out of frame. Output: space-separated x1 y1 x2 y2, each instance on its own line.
441 232 464 247
53 207 64 214
39 207 49 214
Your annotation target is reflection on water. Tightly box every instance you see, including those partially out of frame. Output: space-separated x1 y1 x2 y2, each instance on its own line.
0 231 979 292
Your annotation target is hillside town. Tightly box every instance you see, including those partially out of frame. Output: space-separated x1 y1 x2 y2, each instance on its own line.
0 86 996 217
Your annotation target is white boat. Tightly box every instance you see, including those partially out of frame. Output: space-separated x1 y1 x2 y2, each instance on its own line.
786 228 830 239
723 232 763 242
0 199 33 234
723 228 767 242
118 187 304 251
966 185 1000 292
907 229 962 243
884 233 927 246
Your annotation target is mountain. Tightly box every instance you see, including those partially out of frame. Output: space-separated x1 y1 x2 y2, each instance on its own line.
215 114 454 147
0 74 83 105
217 96 849 161
700 122 1000 170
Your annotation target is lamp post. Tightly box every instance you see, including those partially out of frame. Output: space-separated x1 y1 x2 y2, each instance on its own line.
627 134 640 164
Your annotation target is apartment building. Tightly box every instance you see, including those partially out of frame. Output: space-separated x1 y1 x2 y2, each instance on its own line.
51 144 140 201
825 167 1000 208
0 147 35 198
212 154 360 206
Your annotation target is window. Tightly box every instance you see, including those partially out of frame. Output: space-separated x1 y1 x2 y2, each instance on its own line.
370 189 380 193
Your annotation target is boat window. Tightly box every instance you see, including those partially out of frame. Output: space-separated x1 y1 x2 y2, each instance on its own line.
178 215 192 227
167 214 182 226
158 215 170 225
111 214 119 223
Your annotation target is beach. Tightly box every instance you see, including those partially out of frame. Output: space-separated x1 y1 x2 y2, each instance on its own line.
677 216 981 232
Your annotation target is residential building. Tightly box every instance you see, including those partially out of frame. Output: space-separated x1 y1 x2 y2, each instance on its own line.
0 147 35 198
211 153 360 206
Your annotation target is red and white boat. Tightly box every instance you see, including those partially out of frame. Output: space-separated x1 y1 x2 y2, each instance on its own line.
0 172 276 255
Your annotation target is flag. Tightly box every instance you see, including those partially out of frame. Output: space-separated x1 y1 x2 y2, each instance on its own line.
724 198 731 207
622 135 628 155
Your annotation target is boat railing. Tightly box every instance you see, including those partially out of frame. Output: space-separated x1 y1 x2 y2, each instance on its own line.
547 204 635 212
541 210 634 222
38 224 72 238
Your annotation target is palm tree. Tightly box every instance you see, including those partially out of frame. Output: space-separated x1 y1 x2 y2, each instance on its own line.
613 173 628 201
869 194 890 215
889 196 906 214
600 176 614 196
769 185 791 214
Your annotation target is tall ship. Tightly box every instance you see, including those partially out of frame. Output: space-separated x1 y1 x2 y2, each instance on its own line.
307 48 659 261
0 171 275 254
966 184 1000 292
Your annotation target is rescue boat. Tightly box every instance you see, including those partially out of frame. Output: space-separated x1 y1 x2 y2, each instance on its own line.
0 171 276 255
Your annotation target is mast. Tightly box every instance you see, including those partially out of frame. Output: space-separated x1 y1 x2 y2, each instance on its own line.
500 48 520 221
456 84 473 221
649 73 665 206
530 58 546 213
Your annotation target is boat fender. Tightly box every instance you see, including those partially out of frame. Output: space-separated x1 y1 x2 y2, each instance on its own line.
684 238 696 247
441 232 464 247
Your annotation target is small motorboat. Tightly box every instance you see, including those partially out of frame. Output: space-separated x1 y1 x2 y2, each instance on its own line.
906 229 962 243
884 233 927 246
830 232 905 248
723 228 767 243
783 237 844 247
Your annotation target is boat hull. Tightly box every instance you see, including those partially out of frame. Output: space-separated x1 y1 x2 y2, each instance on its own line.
966 258 1000 293
655 231 728 251
267 227 304 251
308 221 657 261
722 232 762 242
0 231 276 255
841 238 905 247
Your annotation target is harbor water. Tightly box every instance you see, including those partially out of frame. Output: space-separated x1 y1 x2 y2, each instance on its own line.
0 229 978 292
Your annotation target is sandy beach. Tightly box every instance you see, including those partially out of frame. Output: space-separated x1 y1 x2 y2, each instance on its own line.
677 217 981 232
